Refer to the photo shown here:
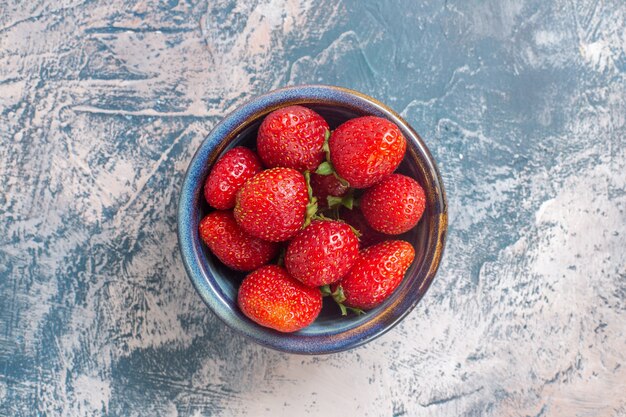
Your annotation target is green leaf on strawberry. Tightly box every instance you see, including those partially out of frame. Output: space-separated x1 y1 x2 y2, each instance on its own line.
323 284 365 316
327 190 354 210
303 170 318 228
315 161 334 176
315 130 350 187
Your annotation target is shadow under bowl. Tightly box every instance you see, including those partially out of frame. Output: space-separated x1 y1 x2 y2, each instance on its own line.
178 85 447 354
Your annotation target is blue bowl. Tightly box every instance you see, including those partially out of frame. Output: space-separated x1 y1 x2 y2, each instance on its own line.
178 85 447 354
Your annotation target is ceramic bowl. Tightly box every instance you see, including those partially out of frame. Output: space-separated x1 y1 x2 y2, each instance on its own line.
178 85 447 354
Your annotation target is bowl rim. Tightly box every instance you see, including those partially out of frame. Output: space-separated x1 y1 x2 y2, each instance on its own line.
177 84 448 355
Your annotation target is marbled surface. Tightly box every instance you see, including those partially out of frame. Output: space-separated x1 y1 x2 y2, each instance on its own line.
1 0 625 416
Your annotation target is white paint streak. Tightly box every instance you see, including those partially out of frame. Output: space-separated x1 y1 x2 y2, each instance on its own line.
580 40 616 72
71 105 225 118
73 375 111 414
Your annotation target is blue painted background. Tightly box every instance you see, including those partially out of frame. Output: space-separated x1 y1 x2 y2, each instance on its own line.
1 0 625 416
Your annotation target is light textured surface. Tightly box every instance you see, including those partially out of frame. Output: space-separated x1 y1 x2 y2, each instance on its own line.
1 0 625 416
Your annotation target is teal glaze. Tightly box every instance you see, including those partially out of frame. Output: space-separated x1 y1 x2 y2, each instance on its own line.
177 85 447 354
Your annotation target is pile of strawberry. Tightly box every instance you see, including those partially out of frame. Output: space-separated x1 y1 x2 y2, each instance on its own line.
199 105 426 333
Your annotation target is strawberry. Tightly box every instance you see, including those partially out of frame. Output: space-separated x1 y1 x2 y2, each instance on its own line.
339 207 386 248
238 265 322 332
204 147 263 210
285 219 359 287
331 240 415 312
234 167 313 242
199 211 278 271
310 172 349 210
328 116 406 188
257 105 330 171
361 174 426 234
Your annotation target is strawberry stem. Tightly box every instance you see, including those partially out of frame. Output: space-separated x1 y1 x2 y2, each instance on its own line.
316 130 350 187
326 195 343 207
338 303 348 316
315 161 334 176
342 194 354 210
304 200 318 228
315 162 350 187
327 190 355 210
313 213 332 221
304 170 314 201
323 284 364 315
335 174 350 188
320 284 331 297
303 170 318 228
346 306 365 315
328 285 364 316
323 129 331 160
347 224 362 239
332 285 346 303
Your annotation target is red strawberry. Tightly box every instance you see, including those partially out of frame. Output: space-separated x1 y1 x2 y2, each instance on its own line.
199 211 278 271
361 174 426 234
257 105 330 171
328 116 406 188
332 240 415 311
238 265 322 332
310 173 349 209
234 167 312 242
285 219 359 287
204 147 263 210
339 207 386 248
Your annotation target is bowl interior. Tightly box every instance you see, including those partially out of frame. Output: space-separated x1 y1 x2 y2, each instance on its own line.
196 105 431 333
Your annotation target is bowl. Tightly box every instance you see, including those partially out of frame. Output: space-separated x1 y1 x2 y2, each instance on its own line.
178 85 447 354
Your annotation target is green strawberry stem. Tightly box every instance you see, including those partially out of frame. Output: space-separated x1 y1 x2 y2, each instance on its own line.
332 285 346 303
329 285 365 316
313 212 332 221
320 284 332 297
327 191 355 210
347 224 362 239
334 174 350 188
315 162 350 188
312 212 361 238
323 129 331 159
326 195 343 208
316 131 350 187
303 171 318 228
345 305 365 315
304 170 314 201
315 161 334 176
305 200 318 228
